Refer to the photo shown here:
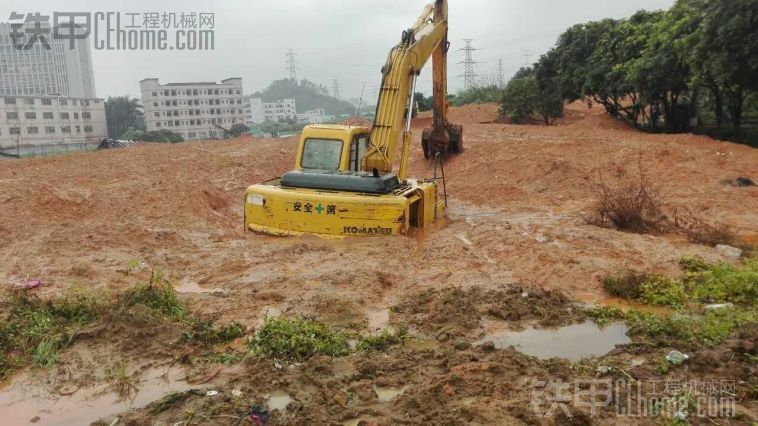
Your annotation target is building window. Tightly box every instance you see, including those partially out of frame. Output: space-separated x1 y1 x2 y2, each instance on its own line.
59 99 68 106
82 112 91 119
152 91 157 97
9 127 21 134
60 112 70 119
71 100 77 106
28 127 38 134
156 122 162 127
61 126 71 133
25 112 36 119
43 112 54 119
74 112 79 119
154 112 160 117
41 98 52 105
23 98 34 105
153 102 158 107
45 126 55 133
83 125 92 133
4 97 16 105
6 112 18 120
75 126 80 133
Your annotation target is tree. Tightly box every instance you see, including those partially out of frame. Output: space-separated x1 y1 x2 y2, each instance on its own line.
228 123 250 137
692 0 758 136
415 92 433 112
451 85 505 106
104 96 144 139
533 53 565 124
501 77 537 123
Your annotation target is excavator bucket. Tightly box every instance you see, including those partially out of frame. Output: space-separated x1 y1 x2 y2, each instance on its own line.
421 123 464 159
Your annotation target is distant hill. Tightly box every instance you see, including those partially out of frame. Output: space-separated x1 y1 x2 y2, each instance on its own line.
252 79 356 116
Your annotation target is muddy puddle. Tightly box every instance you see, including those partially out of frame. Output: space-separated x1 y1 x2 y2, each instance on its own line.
577 293 672 315
0 366 190 425
267 390 291 411
478 321 630 361
374 385 407 402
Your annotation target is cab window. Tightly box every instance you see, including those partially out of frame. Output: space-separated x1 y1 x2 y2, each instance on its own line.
349 135 369 172
301 138 343 170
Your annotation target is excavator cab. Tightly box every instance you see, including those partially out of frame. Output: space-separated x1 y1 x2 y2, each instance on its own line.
293 125 370 173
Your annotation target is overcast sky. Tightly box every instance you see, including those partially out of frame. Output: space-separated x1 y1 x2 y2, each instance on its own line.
5 0 675 101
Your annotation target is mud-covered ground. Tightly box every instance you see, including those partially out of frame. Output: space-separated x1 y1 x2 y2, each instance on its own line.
0 103 756 425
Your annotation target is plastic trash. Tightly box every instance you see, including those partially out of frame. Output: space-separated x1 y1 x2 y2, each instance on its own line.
704 303 734 310
206 390 219 396
16 279 42 290
232 389 244 398
665 351 689 365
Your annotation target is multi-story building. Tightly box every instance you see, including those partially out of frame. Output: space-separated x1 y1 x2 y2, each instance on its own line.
0 23 96 98
296 108 334 124
244 97 297 125
140 78 246 141
0 95 107 154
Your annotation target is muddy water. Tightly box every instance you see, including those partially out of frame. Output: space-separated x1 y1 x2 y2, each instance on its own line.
267 390 291 411
374 385 407 402
576 293 672 315
478 321 630 361
0 366 190 425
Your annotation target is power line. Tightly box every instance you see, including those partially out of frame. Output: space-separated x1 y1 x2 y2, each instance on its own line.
458 39 479 90
286 49 298 81
332 79 340 99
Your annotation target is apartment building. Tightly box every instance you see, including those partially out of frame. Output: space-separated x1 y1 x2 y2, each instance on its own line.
140 78 246 141
296 108 334 124
244 97 297 125
0 95 107 152
0 23 97 98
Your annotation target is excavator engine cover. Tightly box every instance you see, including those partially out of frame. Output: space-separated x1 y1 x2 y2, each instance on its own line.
281 170 401 195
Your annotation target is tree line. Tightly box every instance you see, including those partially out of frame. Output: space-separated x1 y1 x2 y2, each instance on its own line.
495 0 757 144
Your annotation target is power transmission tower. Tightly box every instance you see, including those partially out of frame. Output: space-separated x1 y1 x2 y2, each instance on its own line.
458 39 478 90
497 59 504 88
332 79 341 99
286 49 298 81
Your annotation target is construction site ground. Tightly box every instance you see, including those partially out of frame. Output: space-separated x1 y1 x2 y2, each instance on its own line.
0 102 756 425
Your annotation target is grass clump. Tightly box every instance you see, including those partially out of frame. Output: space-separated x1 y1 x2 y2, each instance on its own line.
357 327 408 352
0 289 107 378
248 317 349 362
117 271 186 320
583 305 625 326
640 275 688 308
626 308 755 347
182 318 246 347
684 257 758 304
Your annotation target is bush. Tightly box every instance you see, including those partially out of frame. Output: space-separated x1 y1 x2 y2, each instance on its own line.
451 85 505 107
640 275 688 308
589 172 668 233
248 317 350 362
121 129 184 143
603 270 650 299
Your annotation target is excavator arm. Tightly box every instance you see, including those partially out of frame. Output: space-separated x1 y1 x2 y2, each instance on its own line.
364 0 460 180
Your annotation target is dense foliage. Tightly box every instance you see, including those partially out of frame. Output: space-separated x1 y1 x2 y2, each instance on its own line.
253 79 356 116
518 0 758 142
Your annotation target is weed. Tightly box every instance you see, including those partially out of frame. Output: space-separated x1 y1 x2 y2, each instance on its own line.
107 360 139 401
602 270 650 299
672 210 737 247
656 358 669 375
640 275 688 308
31 336 59 368
679 255 711 273
182 318 245 347
357 327 408 352
197 351 244 365
626 308 755 347
118 271 186 320
589 170 667 233
684 257 758 304
248 317 350 362
583 305 625 326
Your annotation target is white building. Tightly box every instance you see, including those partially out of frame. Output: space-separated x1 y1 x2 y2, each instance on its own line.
0 95 106 154
244 97 297 125
0 23 96 98
140 78 246 141
297 108 334 124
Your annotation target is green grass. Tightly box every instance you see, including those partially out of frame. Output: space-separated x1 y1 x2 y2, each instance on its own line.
248 317 350 362
591 256 758 347
117 271 187 320
182 319 246 347
357 327 408 352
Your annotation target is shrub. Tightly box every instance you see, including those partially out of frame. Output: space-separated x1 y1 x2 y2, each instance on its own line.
589 171 668 233
248 317 350 362
640 275 689 308
603 270 650 299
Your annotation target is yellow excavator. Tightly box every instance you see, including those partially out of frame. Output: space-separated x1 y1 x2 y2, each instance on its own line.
244 0 463 237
